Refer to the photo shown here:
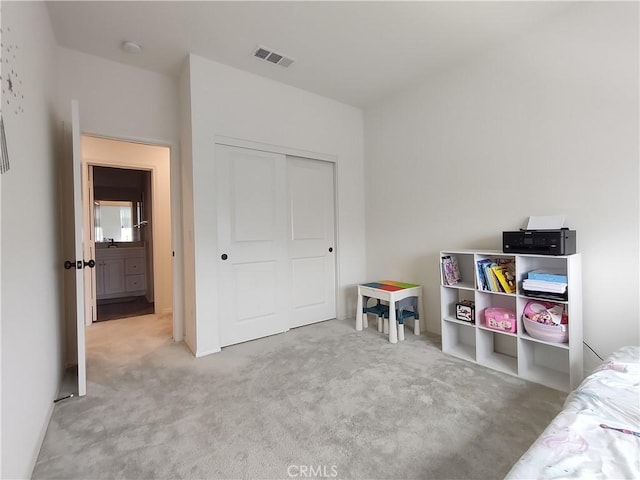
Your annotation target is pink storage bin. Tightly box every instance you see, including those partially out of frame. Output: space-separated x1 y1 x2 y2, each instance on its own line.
484 307 516 333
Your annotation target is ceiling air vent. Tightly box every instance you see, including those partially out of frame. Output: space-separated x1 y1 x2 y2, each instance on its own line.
253 46 294 68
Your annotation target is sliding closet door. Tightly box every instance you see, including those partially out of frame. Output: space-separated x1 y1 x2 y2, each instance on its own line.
216 145 289 347
288 157 336 328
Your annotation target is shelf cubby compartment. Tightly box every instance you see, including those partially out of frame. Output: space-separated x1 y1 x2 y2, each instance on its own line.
474 253 516 292
477 328 518 376
440 251 476 290
518 337 570 392
440 285 475 323
441 320 476 362
517 295 571 349
516 254 568 280
475 291 517 330
516 255 569 297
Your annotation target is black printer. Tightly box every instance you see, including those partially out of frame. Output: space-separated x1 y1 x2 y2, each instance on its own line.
503 229 576 256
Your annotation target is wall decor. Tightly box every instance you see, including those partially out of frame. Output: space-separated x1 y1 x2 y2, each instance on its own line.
0 5 6 174
1 17 25 174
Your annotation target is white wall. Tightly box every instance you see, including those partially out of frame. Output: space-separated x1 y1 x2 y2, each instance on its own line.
182 55 366 356
55 48 179 144
364 2 639 369
55 47 185 340
1 2 63 478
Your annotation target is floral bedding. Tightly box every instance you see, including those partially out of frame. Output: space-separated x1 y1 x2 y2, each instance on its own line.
506 345 640 479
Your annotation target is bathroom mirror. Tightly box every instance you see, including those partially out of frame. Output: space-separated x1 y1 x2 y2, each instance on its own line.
94 200 143 243
92 166 149 244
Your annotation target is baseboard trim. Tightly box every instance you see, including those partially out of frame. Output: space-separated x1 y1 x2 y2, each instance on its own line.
27 396 55 478
195 346 221 357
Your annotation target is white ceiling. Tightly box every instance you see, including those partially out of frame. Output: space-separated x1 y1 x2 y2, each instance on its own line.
46 1 574 108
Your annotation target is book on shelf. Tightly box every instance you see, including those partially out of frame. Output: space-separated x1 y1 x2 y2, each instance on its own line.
476 258 515 293
491 265 517 293
441 255 461 286
522 279 567 294
527 269 568 283
476 259 490 290
483 262 500 291
477 259 499 291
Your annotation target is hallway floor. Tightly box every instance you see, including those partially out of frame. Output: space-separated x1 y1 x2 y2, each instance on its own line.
96 296 154 322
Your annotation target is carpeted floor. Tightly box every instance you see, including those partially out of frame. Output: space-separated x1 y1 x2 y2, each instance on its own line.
32 315 566 479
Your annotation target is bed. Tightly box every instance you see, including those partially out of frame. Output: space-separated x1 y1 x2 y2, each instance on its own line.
506 345 640 479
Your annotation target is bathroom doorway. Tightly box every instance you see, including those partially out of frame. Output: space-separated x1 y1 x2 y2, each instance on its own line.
92 166 155 322
81 135 173 325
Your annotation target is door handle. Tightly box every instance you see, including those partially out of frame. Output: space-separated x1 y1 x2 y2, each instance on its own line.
64 259 96 270
221 254 228 261
329 247 333 253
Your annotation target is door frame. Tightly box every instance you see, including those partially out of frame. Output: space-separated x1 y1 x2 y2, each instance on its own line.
83 163 156 324
79 132 183 341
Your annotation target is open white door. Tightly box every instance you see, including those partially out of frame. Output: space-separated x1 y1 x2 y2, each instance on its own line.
63 100 87 396
82 163 96 325
70 100 87 396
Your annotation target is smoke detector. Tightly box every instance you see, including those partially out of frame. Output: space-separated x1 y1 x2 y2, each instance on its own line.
253 46 294 68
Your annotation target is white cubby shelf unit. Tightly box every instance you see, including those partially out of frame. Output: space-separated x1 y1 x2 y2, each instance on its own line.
440 249 583 392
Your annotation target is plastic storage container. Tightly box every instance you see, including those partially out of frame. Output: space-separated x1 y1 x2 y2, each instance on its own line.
484 307 516 333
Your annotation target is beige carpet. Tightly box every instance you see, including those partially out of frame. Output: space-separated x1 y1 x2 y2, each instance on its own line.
32 315 566 479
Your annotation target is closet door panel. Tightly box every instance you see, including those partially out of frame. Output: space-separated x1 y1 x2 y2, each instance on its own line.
216 145 289 347
288 157 336 328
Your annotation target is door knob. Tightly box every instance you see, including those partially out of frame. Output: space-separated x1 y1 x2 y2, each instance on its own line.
329 247 333 253
221 254 228 260
64 259 96 269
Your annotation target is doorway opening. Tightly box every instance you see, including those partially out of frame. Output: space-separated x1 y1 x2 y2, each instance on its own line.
92 166 155 322
81 136 173 330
